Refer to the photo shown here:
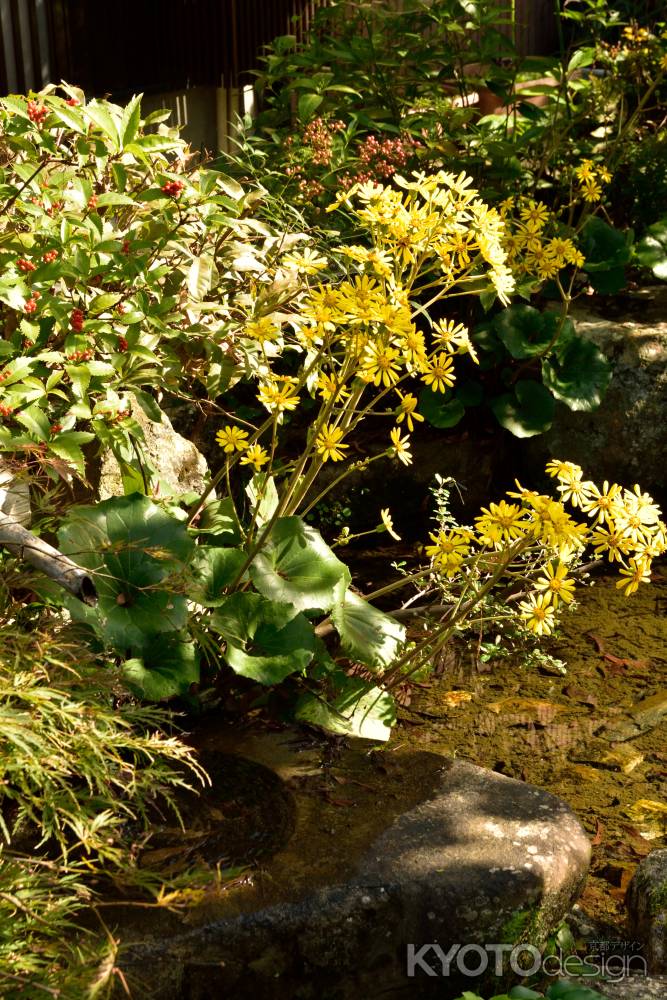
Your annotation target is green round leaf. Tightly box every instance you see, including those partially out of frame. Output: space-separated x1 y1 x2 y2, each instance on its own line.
542 336 611 411
418 388 465 428
211 591 316 684
122 633 200 701
294 678 395 741
58 494 193 652
635 217 667 281
493 305 559 359
190 546 248 606
490 379 555 437
332 589 405 669
249 516 350 613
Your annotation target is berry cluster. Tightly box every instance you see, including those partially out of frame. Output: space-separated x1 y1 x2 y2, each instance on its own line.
357 133 422 180
301 117 345 167
66 348 94 363
42 250 58 263
70 308 85 332
45 201 63 217
0 404 14 417
27 100 47 126
87 195 98 211
50 423 62 434
161 180 185 197
24 290 40 314
17 258 36 273
65 97 79 107
117 336 129 352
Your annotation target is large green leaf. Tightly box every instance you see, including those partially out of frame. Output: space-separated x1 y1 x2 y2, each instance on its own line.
580 216 631 292
493 306 570 359
122 633 200 700
249 516 350 613
58 494 193 652
490 379 555 437
542 336 611 411
211 591 316 684
189 546 247 606
332 589 405 669
418 388 465 428
635 216 667 281
294 678 395 741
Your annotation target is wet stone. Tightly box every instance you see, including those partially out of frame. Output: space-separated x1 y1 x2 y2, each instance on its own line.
627 849 667 974
114 752 591 999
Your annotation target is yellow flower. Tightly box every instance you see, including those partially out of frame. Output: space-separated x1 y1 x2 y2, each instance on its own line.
389 427 412 466
380 508 401 541
360 342 402 387
394 392 424 432
546 459 583 480
616 557 652 596
421 352 456 393
397 328 427 368
578 480 621 524
574 159 596 183
580 178 602 203
475 500 527 545
245 316 281 344
257 381 300 413
317 372 350 402
240 444 270 471
519 200 550 230
315 423 348 462
535 561 576 607
281 247 328 274
518 593 556 636
425 528 471 562
215 425 249 453
591 525 631 562
526 495 588 549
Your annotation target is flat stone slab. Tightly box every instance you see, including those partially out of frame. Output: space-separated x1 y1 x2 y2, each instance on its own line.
115 752 591 999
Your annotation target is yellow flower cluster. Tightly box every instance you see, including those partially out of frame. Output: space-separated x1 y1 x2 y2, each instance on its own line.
573 159 611 204
422 461 665 637
215 425 270 471
499 197 585 282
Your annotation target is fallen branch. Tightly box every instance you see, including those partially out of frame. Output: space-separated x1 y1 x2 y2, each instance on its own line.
0 512 97 605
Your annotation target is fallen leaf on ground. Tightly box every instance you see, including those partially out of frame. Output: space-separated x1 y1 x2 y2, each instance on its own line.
624 799 667 839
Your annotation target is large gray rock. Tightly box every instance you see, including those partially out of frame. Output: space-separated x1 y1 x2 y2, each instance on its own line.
99 401 209 499
115 755 590 1000
627 849 667 974
527 288 667 503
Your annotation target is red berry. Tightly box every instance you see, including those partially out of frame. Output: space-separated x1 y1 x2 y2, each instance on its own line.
87 195 98 210
50 423 63 434
70 308 84 331
17 258 36 272
117 336 129 352
0 404 13 417
24 299 37 314
66 97 79 107
161 180 185 197
42 250 58 263
122 240 131 254
27 100 47 125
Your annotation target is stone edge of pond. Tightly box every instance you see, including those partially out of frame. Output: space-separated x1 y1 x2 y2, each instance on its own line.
115 758 591 1000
